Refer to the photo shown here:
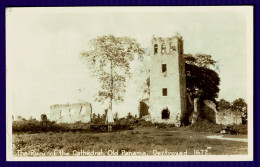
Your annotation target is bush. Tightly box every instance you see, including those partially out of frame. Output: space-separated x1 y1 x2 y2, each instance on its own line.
90 124 108 132
134 119 153 127
232 124 247 135
188 118 248 135
154 123 175 129
188 118 224 133
112 117 136 131
12 120 91 133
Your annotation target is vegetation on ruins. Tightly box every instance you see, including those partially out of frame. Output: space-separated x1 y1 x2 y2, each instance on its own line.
184 53 247 124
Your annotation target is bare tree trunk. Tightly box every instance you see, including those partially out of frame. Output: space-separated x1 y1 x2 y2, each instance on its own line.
106 59 114 124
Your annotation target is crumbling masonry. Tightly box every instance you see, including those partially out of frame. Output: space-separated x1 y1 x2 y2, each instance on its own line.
50 102 92 123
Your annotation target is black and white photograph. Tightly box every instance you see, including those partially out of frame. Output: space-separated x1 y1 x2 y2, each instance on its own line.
6 6 253 161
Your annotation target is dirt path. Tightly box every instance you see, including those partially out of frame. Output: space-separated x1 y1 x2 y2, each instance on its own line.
206 135 248 142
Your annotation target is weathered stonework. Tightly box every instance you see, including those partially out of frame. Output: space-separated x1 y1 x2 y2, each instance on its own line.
50 102 92 123
203 100 242 125
191 98 199 124
216 109 242 125
149 36 186 126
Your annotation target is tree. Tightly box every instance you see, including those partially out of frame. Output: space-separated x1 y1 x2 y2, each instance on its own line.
231 98 247 112
126 112 134 120
134 114 138 119
102 109 108 123
184 54 220 102
81 35 144 123
40 114 48 126
17 116 23 121
231 98 247 124
114 112 119 121
92 113 97 124
194 53 217 68
96 113 102 124
92 113 97 119
184 53 217 68
40 114 47 122
133 49 150 104
182 53 220 125
218 99 231 111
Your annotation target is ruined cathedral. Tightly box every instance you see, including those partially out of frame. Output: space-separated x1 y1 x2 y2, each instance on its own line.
50 35 187 125
49 35 242 126
149 36 186 125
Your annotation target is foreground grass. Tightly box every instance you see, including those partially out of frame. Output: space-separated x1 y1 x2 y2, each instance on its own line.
13 127 247 156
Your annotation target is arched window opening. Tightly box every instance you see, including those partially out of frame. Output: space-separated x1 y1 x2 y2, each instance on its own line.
170 42 176 52
162 109 170 119
161 43 166 54
154 44 158 54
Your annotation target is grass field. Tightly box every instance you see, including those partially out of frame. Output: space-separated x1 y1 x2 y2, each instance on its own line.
12 127 248 156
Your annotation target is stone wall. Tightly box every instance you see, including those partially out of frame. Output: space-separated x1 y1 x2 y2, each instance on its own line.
203 100 242 125
216 109 242 125
50 102 92 123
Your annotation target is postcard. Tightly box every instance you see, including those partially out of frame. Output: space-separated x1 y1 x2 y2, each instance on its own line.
6 6 253 161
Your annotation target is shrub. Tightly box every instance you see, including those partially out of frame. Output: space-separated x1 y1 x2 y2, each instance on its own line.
232 124 247 135
136 119 153 127
154 123 175 129
189 118 224 133
12 120 91 133
188 118 248 135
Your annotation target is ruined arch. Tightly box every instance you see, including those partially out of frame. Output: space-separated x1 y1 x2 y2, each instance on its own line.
170 42 176 52
161 108 170 119
161 43 166 54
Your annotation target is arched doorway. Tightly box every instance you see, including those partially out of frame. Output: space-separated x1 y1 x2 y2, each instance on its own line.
162 108 170 119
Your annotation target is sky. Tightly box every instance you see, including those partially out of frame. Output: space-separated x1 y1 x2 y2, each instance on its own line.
6 7 253 120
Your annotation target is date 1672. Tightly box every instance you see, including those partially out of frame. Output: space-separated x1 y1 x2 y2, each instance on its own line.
193 149 210 155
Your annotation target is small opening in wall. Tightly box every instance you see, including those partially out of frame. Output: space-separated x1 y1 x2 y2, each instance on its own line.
162 88 167 96
162 64 167 73
154 44 158 54
162 109 170 119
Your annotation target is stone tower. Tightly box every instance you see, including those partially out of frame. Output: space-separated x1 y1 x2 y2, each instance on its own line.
149 36 186 126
